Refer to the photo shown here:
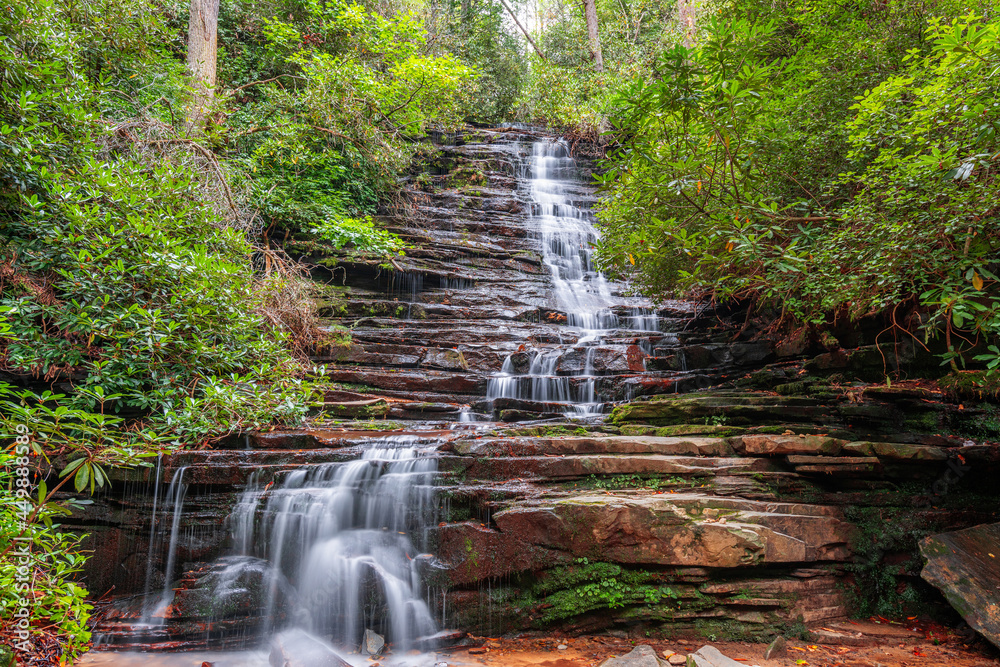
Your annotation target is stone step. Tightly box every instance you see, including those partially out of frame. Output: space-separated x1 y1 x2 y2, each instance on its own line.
323 319 585 345
438 453 773 481
315 342 508 373
448 435 736 457
324 366 487 395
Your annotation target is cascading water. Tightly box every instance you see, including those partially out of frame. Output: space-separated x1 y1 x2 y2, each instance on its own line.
486 139 658 416
219 437 441 651
139 466 188 628
202 437 442 654
532 141 616 331
97 437 446 665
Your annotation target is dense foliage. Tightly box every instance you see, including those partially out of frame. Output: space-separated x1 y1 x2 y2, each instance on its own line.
208 0 478 248
0 0 489 660
594 0 1000 369
515 0 680 131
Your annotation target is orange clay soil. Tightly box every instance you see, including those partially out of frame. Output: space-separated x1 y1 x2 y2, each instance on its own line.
446 622 1000 667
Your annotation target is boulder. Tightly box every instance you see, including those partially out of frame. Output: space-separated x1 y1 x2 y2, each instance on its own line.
269 629 352 667
362 628 385 655
598 644 664 667
920 522 1000 650
763 635 786 659
687 645 752 667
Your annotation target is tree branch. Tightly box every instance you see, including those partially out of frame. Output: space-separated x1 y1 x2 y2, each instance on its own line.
383 79 427 120
498 0 547 60
760 213 834 222
226 75 306 98
143 138 239 215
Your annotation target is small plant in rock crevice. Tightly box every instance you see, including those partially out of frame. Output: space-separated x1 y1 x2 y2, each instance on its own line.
587 473 698 490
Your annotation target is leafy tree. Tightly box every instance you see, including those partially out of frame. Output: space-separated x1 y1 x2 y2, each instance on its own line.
202 0 477 249
514 0 681 132
430 0 529 122
594 0 999 369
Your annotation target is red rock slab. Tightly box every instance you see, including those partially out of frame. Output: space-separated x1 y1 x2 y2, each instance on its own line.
439 454 770 481
734 434 847 456
453 436 735 457
487 492 853 568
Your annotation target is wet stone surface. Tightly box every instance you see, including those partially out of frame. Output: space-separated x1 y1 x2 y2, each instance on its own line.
74 127 1000 657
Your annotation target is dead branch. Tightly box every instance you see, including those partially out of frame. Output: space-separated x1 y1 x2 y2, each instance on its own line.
143 138 239 216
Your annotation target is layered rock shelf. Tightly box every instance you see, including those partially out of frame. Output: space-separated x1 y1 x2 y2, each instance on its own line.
434 388 999 638
74 127 1000 653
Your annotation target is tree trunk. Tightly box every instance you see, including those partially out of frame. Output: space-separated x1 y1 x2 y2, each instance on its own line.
582 0 604 71
187 0 220 130
677 0 697 48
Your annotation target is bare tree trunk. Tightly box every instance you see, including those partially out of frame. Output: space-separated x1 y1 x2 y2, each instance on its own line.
677 0 697 48
582 0 603 71
187 0 220 130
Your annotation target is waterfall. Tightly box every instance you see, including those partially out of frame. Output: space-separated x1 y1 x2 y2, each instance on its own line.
208 436 441 652
486 139 657 416
532 141 616 332
140 466 188 627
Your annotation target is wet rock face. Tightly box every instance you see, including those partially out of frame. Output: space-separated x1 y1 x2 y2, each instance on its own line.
433 383 1000 638
443 493 853 573
72 126 1000 650
309 127 779 421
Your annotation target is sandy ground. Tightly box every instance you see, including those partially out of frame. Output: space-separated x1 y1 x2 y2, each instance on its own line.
77 619 1000 667
445 624 1000 667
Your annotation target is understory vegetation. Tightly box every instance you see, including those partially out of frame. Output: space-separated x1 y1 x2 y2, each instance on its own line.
591 0 1000 372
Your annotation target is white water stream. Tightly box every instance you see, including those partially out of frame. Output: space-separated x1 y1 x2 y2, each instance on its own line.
486 139 657 416
223 437 441 650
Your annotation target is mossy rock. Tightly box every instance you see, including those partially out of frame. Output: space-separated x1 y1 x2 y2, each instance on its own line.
608 393 821 427
619 424 745 438
939 371 1000 402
